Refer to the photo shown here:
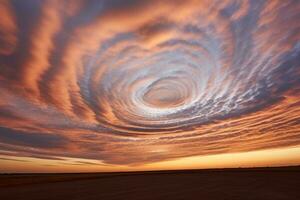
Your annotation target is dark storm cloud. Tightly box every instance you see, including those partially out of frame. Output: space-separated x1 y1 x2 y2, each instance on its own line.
0 127 67 149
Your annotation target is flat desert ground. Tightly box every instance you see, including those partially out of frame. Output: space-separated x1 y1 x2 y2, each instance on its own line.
1 166 300 200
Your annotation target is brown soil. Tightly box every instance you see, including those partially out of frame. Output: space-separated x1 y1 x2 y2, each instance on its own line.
1 166 300 200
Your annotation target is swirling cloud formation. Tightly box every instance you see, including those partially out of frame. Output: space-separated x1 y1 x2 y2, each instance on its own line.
0 0 299 166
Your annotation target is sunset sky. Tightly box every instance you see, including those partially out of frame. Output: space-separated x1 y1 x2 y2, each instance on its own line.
0 0 300 173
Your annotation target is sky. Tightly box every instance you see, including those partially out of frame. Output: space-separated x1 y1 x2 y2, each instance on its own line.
0 0 299 173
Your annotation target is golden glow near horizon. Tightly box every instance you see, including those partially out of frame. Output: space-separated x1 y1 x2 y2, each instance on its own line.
1 146 300 173
0 0 300 172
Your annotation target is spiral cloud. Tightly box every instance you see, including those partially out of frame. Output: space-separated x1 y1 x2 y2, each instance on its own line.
0 0 299 167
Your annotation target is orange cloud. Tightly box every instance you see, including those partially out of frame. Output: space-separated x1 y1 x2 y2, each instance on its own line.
0 0 299 172
0 0 17 55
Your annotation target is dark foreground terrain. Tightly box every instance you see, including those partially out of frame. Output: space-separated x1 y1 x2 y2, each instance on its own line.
1 166 300 200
